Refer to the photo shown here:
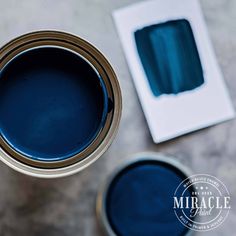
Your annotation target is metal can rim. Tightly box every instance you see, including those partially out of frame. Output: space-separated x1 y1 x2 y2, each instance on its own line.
96 152 194 236
0 30 122 178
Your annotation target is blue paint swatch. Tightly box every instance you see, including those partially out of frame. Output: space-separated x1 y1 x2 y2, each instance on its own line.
134 19 204 97
106 160 192 236
0 47 108 161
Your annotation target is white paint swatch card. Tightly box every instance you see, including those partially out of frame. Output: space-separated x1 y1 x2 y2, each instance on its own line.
113 0 235 143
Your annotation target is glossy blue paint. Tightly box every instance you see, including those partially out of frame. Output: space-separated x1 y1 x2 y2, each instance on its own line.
106 160 192 236
134 19 204 97
0 47 108 161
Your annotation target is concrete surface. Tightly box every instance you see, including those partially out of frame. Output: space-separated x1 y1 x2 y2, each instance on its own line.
0 0 235 235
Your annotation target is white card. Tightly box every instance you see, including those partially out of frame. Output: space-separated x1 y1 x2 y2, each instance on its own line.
113 0 235 143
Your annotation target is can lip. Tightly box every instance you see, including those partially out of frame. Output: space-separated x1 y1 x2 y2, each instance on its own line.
0 30 122 177
96 152 194 236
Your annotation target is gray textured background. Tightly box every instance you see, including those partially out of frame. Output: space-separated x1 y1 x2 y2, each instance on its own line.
0 0 235 235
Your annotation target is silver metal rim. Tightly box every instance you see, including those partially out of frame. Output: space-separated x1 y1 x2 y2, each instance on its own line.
96 152 195 236
0 30 122 178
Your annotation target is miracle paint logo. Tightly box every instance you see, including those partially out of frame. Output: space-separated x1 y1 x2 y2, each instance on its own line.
173 174 230 232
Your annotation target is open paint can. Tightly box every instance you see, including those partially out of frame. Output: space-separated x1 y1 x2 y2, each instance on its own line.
0 31 122 178
96 152 195 236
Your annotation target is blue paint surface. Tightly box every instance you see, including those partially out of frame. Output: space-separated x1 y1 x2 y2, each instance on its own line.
0 47 108 161
106 160 192 236
134 19 204 97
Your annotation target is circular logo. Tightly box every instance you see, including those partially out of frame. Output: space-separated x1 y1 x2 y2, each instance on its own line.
173 174 230 232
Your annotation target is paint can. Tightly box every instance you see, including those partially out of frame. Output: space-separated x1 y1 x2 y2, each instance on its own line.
96 152 195 236
0 31 122 178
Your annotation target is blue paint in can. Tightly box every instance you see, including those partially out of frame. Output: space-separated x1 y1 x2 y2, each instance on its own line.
105 159 192 236
0 47 108 161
